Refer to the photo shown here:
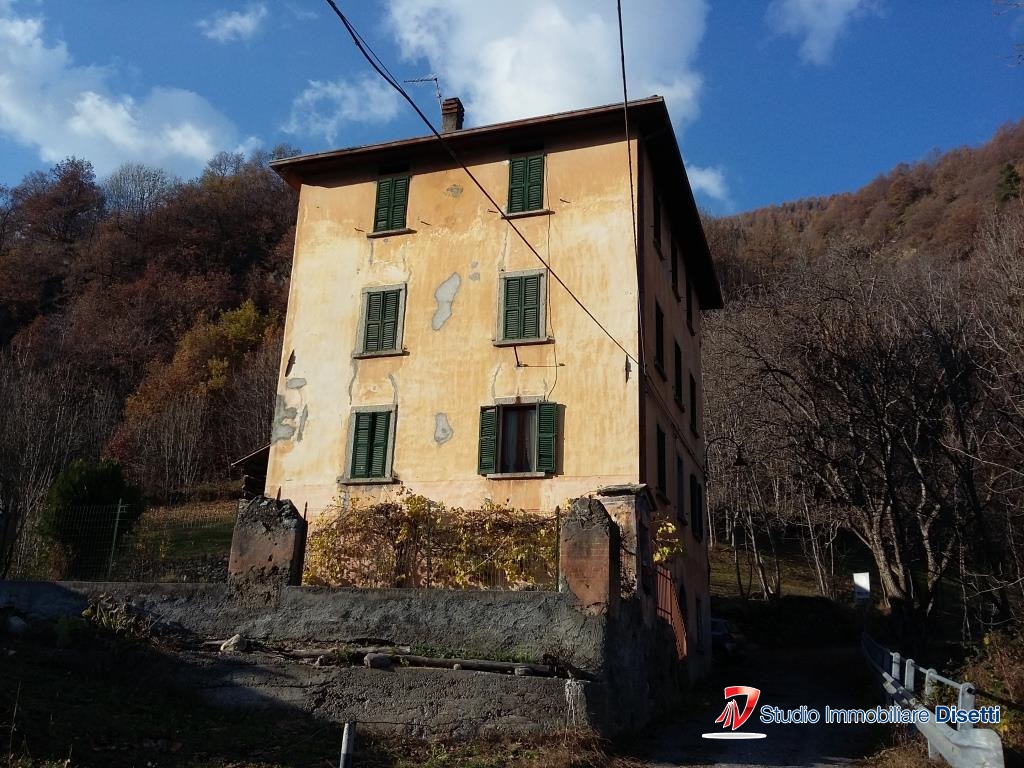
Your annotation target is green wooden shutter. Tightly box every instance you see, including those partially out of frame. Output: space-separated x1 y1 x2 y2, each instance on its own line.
478 407 498 475
508 157 527 213
691 474 703 541
655 303 664 370
656 425 666 491
521 274 541 339
351 412 373 477
374 178 393 232
369 411 391 477
502 275 523 340
363 292 383 352
674 343 683 405
676 456 686 525
380 290 400 351
526 155 544 210
389 176 409 229
671 241 679 294
536 401 558 473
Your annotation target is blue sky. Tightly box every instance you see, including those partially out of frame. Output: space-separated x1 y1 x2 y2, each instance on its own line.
0 0 1021 214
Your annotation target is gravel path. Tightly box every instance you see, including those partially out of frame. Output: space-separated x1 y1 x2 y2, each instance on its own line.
623 646 887 767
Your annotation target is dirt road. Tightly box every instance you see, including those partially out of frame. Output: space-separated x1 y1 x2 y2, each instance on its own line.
623 646 887 767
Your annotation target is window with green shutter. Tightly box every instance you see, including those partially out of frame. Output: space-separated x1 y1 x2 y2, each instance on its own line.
656 425 666 493
674 342 683 407
500 271 544 342
690 373 698 433
507 155 544 213
373 175 410 232
361 288 403 354
676 454 686 525
536 402 557 473
671 240 679 295
690 474 704 541
653 192 662 247
477 402 560 476
654 302 665 372
686 274 694 331
349 408 394 480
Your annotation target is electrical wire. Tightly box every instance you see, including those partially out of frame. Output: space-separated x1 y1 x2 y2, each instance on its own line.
613 0 704 475
616 0 647 384
322 0 639 366
617 0 640 273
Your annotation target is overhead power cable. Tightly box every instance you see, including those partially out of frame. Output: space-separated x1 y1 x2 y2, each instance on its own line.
322 0 640 367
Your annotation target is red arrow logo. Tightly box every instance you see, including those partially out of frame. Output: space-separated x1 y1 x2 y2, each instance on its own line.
714 686 761 730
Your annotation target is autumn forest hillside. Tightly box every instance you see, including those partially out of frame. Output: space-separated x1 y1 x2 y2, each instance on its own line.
701 118 1024 648
705 118 1024 294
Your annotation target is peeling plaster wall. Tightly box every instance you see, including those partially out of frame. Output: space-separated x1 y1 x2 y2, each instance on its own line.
266 132 644 514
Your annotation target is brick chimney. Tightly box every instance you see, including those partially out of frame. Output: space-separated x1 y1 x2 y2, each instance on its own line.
441 97 465 133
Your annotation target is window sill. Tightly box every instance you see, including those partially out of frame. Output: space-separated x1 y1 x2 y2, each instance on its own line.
353 349 409 360
493 336 554 347
367 227 416 239
486 472 549 480
340 476 399 486
502 208 553 220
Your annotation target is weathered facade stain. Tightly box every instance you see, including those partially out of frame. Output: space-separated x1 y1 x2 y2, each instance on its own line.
297 405 309 442
469 260 481 282
490 364 502 402
431 273 461 330
286 377 307 390
271 395 298 443
434 413 453 445
445 184 463 198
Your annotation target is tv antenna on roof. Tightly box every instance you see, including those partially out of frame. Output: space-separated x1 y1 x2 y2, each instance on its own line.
403 75 442 109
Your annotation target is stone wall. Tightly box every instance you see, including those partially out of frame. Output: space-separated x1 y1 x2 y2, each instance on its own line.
0 581 605 673
0 487 688 739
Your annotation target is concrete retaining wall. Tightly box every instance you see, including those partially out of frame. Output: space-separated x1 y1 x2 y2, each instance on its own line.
0 580 610 737
0 581 604 673
180 652 603 739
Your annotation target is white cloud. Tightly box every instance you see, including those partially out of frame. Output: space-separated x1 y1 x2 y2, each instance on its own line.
283 77 402 144
0 5 252 178
385 0 708 128
687 164 730 207
197 3 268 43
281 0 728 206
767 0 875 65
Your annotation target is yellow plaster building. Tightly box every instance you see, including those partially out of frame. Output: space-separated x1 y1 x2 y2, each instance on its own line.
268 96 723 663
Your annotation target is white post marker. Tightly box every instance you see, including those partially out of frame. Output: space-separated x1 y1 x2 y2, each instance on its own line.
853 572 871 602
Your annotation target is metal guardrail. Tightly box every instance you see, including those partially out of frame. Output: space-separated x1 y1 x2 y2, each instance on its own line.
861 633 1005 768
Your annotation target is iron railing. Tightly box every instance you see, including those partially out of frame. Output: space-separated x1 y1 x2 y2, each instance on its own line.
861 633 1004 768
655 562 688 659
